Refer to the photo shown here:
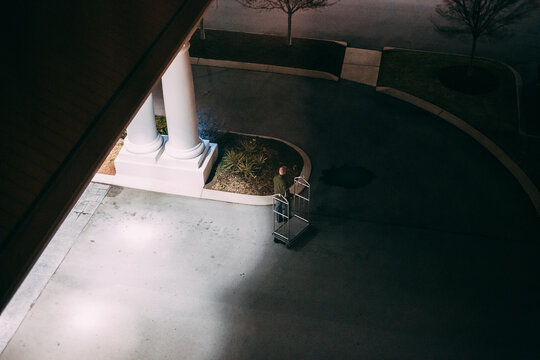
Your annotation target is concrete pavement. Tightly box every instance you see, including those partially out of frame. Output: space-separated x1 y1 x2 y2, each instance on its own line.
0 182 110 352
2 67 539 359
340 48 381 86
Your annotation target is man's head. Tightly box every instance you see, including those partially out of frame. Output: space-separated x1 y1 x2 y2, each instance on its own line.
279 166 287 175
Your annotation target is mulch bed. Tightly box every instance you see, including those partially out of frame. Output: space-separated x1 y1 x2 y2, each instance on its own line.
190 29 346 77
97 138 124 175
204 132 303 196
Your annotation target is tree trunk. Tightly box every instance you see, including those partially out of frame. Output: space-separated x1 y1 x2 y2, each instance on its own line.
468 36 477 77
287 12 292 46
200 18 206 40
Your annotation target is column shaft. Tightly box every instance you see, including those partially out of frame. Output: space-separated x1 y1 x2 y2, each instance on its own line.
161 43 204 159
125 94 163 154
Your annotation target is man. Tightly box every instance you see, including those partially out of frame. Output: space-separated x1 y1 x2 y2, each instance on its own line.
273 166 291 222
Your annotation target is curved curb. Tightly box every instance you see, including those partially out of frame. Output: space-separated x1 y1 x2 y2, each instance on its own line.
500 63 538 138
376 86 540 217
191 57 339 81
201 131 312 206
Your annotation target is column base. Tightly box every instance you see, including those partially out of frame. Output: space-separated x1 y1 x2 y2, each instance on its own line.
115 139 164 165
114 136 218 198
164 138 205 160
124 132 164 154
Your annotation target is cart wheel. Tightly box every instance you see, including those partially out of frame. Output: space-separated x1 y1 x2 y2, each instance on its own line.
273 238 280 243
286 243 292 249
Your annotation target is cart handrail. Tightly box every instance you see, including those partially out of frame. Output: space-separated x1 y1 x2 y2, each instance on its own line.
294 176 310 188
272 193 289 205
272 210 289 219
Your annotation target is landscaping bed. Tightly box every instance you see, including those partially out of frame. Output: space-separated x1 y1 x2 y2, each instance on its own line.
189 29 346 77
204 132 303 196
97 138 123 175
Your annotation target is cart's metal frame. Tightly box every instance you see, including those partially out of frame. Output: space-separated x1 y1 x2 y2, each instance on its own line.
272 176 310 248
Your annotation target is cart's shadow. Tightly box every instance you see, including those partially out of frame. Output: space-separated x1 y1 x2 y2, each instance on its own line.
288 225 319 251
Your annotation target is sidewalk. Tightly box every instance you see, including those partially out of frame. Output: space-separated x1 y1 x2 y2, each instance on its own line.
0 183 110 353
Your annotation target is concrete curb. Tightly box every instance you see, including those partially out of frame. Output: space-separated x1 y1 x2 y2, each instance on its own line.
376 86 540 217
382 46 511 59
493 62 539 139
191 57 339 81
200 188 273 206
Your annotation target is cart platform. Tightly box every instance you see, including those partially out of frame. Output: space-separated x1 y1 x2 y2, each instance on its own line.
272 216 309 248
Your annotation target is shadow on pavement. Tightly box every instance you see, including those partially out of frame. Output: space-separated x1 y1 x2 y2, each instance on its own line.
213 208 540 359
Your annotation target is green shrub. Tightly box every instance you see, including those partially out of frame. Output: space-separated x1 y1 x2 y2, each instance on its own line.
251 153 268 169
154 115 219 141
155 115 168 135
221 149 245 172
221 144 267 179
239 138 258 153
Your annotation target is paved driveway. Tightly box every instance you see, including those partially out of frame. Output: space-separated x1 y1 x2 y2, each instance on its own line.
193 66 539 240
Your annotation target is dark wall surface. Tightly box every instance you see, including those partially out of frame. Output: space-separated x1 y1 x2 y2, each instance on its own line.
0 0 213 313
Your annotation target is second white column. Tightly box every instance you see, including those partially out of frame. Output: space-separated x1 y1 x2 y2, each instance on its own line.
161 42 205 160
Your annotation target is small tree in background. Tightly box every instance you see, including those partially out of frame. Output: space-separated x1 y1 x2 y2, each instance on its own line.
236 0 339 46
432 0 539 76
199 1 220 40
199 18 206 40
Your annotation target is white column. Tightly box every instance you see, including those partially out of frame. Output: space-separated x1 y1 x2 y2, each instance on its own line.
124 93 163 154
113 41 218 198
161 42 205 159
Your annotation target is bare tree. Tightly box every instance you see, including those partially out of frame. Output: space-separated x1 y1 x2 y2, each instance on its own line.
433 0 539 76
199 1 220 40
236 0 339 46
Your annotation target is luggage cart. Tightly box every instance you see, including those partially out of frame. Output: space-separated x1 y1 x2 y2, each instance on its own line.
272 176 310 248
